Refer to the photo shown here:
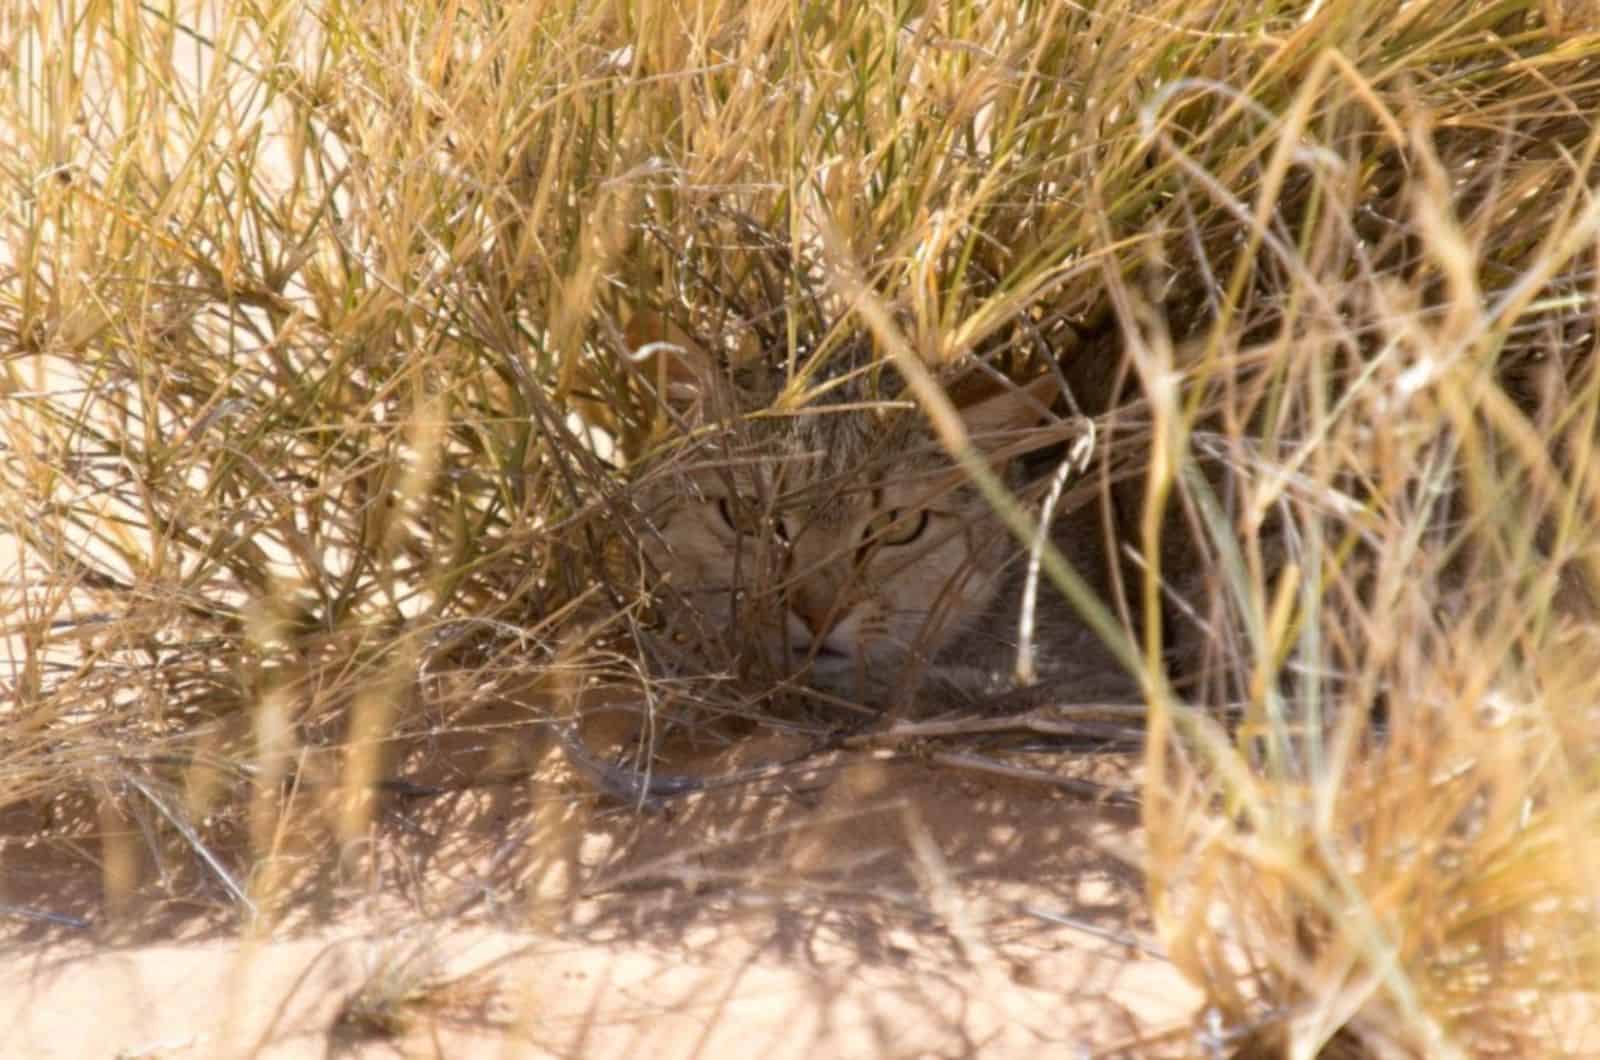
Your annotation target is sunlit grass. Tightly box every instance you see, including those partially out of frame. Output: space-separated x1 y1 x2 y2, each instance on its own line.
4 0 1600 1054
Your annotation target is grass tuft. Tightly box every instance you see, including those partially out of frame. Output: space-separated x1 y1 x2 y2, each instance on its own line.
4 0 1600 1054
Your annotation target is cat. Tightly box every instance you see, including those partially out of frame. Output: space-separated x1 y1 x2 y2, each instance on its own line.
628 337 1138 712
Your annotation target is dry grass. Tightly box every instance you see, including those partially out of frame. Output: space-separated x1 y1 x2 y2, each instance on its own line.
4 0 1600 1056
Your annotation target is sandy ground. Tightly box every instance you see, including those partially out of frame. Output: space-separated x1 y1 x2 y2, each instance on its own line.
0 708 1198 1059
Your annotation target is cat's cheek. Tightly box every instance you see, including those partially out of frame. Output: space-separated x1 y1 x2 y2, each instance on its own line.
641 535 728 629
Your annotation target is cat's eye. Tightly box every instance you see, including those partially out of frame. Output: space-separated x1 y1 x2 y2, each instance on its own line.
864 508 928 548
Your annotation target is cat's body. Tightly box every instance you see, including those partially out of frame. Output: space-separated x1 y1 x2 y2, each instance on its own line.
631 348 1136 710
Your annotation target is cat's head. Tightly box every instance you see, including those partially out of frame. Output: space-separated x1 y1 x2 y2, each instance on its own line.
630 330 1059 705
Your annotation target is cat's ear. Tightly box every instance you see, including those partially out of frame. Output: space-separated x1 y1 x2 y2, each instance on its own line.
956 373 1060 453
625 311 717 420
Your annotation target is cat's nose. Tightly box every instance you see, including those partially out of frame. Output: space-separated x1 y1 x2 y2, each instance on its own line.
790 585 842 637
